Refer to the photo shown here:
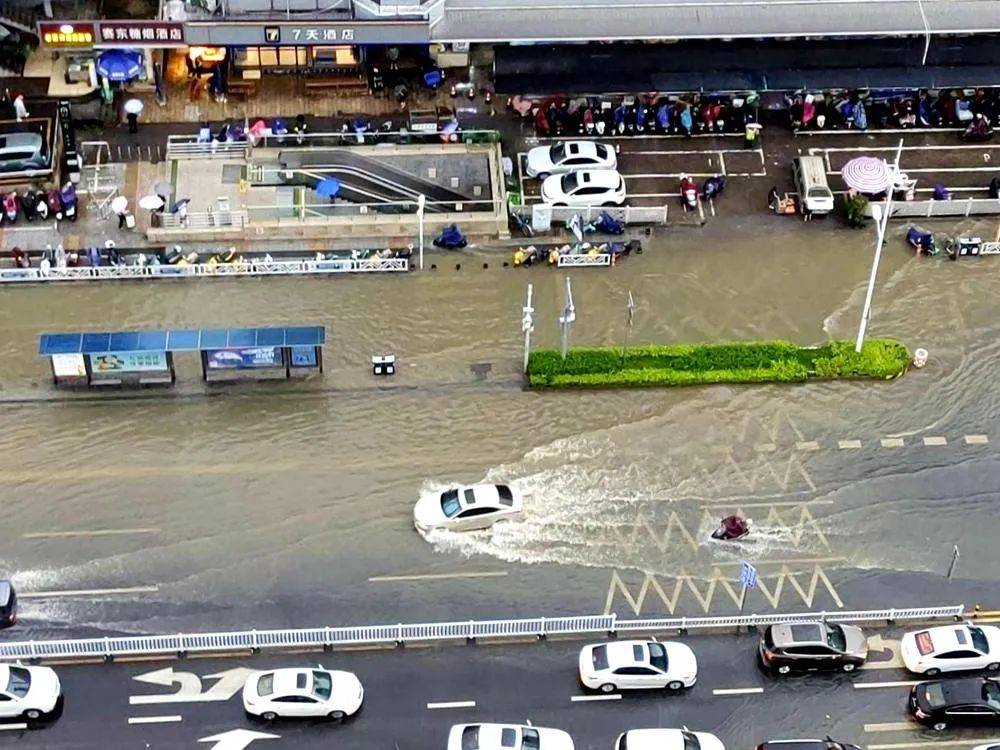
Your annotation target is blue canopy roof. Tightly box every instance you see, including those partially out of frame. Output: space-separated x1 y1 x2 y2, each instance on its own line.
39 327 326 356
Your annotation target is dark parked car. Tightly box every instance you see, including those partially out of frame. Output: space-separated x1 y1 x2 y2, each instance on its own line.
909 677 1000 731
0 132 48 174
756 738 862 750
0 581 16 628
759 621 869 674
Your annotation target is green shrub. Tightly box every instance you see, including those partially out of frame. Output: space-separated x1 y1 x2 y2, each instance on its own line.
527 339 909 389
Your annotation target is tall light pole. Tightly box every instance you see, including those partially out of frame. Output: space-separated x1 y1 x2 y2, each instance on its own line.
559 276 575 360
417 194 426 271
855 139 904 353
622 289 635 364
522 283 534 374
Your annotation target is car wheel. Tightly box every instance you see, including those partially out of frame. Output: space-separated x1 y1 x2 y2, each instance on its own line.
932 721 947 732
667 680 684 690
23 709 42 720
537 172 550 181
777 665 792 675
602 202 617 207
842 662 857 672
925 668 941 677
261 711 278 721
328 710 346 722
987 662 1000 671
599 683 617 693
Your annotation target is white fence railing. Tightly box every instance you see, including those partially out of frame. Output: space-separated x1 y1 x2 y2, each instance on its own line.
165 138 249 159
0 258 409 283
158 210 249 230
510 204 669 226
869 197 1000 219
557 253 612 268
0 605 963 662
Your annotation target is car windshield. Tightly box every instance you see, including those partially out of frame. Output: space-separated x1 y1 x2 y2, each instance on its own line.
441 489 461 518
970 627 990 653
257 673 274 696
682 730 701 750
648 642 668 671
591 645 609 670
497 485 514 506
312 670 331 700
560 173 580 192
6 667 30 698
827 624 847 651
522 728 540 749
595 144 609 160
461 726 480 750
808 187 830 198
549 144 566 163
984 681 1000 709
924 683 946 708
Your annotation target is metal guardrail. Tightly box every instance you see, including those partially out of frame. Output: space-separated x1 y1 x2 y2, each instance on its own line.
0 606 964 662
165 139 249 159
557 254 612 268
0 258 409 284
158 210 249 230
871 197 1000 219
510 204 669 226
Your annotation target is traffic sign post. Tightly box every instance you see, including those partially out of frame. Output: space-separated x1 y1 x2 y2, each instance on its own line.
738 561 758 616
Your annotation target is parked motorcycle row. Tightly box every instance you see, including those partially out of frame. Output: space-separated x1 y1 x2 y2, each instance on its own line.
786 88 996 139
0 183 77 226
514 94 761 138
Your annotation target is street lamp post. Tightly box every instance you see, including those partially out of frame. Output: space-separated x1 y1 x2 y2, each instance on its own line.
417 194 426 271
854 139 904 353
522 283 534 374
559 276 575 360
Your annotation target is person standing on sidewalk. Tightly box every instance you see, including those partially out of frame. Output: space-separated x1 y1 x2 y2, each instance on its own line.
13 94 28 121
124 98 142 134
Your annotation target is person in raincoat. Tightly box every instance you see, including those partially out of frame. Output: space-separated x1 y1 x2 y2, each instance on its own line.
852 99 868 130
679 104 693 137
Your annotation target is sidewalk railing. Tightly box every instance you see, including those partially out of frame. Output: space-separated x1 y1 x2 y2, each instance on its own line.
557 254 612 268
158 210 249 230
0 605 963 662
871 197 1000 219
510 203 669 226
165 138 249 159
0 257 409 284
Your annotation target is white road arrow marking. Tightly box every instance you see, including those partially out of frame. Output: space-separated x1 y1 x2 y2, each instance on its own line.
862 635 906 670
130 667 255 705
198 729 280 750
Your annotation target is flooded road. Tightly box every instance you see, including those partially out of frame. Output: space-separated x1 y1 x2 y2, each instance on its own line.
2 214 1000 635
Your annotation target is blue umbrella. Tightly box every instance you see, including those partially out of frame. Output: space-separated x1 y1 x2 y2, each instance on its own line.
315 178 341 198
97 49 143 82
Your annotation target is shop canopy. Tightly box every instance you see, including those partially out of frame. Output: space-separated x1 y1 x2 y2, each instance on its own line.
39 326 326 355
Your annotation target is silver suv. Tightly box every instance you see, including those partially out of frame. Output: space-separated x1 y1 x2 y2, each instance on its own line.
759 621 869 674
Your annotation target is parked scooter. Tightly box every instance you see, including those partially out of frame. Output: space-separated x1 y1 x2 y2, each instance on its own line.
32 190 49 221
11 247 29 268
702 174 727 201
46 188 63 220
294 114 308 145
961 114 994 142
20 191 40 222
2 191 17 224
680 175 699 211
60 183 78 221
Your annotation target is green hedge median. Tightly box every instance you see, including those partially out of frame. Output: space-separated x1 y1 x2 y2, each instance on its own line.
526 340 910 389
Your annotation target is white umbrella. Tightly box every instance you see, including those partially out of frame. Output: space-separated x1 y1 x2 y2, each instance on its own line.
123 98 144 116
111 195 129 215
841 156 893 194
138 194 164 210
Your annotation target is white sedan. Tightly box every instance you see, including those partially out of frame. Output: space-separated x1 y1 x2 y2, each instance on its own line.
242 667 363 721
578 640 697 692
413 483 523 533
901 623 1000 675
616 729 725 750
0 664 61 720
448 723 574 750
540 170 626 207
525 141 617 179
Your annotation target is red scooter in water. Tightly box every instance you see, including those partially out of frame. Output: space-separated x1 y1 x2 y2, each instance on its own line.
680 175 698 211
711 515 750 541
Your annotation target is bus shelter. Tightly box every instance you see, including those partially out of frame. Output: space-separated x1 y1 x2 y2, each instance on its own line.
39 326 326 388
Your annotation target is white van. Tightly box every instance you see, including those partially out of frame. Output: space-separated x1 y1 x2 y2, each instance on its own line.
792 156 834 215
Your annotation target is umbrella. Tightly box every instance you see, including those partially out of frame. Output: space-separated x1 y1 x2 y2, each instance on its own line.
97 49 143 83
110 195 129 215
138 194 164 211
315 178 341 198
841 156 894 194
123 98 144 116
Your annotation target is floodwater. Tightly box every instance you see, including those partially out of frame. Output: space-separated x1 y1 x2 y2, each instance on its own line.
2 214 999 636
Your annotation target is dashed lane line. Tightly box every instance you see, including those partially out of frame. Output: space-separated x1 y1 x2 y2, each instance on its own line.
923 437 948 446
369 571 508 583
880 438 905 448
128 716 182 725
0 724 28 731
838 439 863 449
865 722 919 732
869 740 1000 750
965 434 990 445
427 701 476 710
22 528 160 539
712 687 764 696
571 694 622 702
795 441 820 451
855 681 922 689
754 443 777 452
20 585 159 599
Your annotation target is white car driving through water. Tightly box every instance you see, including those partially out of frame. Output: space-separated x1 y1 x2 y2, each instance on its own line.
413 483 523 533
0 664 62 720
579 640 697 692
448 722 574 750
242 667 363 721
615 729 725 750
901 623 1000 675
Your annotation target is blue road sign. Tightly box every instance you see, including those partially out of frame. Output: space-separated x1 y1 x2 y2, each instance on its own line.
739 561 758 589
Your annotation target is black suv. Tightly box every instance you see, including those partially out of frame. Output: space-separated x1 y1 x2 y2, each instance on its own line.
909 678 1000 731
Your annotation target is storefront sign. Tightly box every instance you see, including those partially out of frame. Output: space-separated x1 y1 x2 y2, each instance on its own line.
185 20 429 46
38 22 96 47
206 347 283 370
98 21 185 47
289 346 318 368
51 353 87 378
90 351 169 373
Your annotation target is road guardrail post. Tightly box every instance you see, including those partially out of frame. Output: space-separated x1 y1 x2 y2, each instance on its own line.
887 608 897 625
251 630 260 654
678 617 688 636
538 617 546 641
395 624 404 648
467 620 476 644
608 612 618 638
103 637 112 662
323 627 333 652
